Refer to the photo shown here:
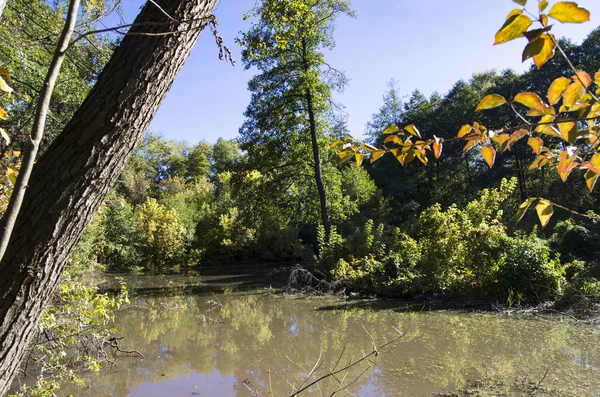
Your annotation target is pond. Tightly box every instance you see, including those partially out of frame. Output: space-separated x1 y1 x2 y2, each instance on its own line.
62 274 600 396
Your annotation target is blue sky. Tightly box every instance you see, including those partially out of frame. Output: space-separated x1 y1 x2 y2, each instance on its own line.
113 0 600 144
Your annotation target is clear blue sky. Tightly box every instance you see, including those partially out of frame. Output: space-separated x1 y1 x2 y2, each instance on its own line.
114 0 600 144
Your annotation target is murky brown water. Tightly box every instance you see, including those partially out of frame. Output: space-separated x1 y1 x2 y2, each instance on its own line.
62 275 600 397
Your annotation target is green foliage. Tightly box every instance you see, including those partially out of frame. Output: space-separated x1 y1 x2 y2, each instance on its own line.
137 198 185 269
497 231 564 301
10 281 129 397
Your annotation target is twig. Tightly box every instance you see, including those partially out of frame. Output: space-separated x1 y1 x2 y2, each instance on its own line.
529 369 550 395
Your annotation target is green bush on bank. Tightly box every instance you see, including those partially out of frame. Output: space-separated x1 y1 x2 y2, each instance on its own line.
331 179 567 302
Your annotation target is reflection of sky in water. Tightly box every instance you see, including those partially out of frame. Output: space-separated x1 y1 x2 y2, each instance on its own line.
59 289 600 397
129 370 235 397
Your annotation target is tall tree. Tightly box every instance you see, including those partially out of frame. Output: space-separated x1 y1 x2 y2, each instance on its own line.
237 0 353 239
0 0 218 392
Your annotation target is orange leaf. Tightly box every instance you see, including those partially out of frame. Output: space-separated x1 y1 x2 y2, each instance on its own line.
527 137 544 155
463 139 480 152
433 142 442 159
481 146 496 168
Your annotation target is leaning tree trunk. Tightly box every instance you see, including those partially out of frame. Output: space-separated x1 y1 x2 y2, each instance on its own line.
0 0 217 393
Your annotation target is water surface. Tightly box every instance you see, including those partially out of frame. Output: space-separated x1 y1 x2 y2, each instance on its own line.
65 275 600 396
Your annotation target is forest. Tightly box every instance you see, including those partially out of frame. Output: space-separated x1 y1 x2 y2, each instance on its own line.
0 0 599 396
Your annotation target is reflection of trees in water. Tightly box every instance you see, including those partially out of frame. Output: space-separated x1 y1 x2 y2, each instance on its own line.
64 294 600 396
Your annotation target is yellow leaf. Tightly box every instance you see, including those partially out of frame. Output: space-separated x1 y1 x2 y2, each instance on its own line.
360 143 378 152
582 153 600 175
0 108 8 120
541 14 549 27
0 76 13 95
355 153 363 167
383 125 399 135
7 167 18 184
548 1 590 23
336 151 354 165
494 10 533 45
563 81 585 109
370 149 386 163
475 94 507 111
457 124 473 138
492 133 510 152
513 0 526 6
547 77 570 105
463 139 479 152
508 129 530 148
329 139 343 149
516 198 537 223
527 137 544 155
585 169 598 192
414 149 428 166
0 128 9 145
514 92 545 111
481 146 496 168
403 124 421 138
539 0 549 12
557 120 578 144
384 135 403 146
522 33 556 69
535 199 554 229
535 114 555 133
0 67 11 83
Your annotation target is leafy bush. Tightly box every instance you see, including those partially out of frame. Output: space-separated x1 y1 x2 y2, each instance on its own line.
137 197 186 269
550 219 600 262
497 231 564 302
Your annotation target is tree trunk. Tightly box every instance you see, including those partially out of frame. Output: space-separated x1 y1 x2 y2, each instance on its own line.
0 0 6 20
0 0 217 393
301 38 331 240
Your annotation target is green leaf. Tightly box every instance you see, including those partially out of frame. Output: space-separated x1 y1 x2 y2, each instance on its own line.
539 0 549 12
535 199 554 229
548 1 590 23
513 0 527 5
516 198 537 223
494 10 533 45
475 94 507 111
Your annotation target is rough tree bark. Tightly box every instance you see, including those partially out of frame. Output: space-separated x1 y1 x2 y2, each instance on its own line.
0 0 218 393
